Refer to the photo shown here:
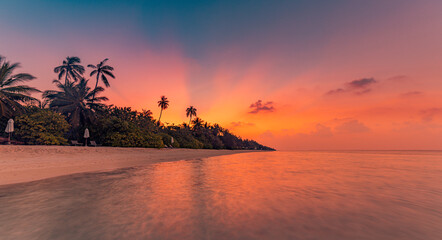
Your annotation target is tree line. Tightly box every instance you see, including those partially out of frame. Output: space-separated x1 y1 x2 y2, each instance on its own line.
0 55 274 150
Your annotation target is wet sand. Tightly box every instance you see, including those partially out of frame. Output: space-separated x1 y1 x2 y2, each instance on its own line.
0 145 253 186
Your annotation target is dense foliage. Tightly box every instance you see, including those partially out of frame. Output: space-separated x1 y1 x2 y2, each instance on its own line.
43 79 107 127
91 107 164 148
0 55 275 150
14 108 70 145
86 106 274 150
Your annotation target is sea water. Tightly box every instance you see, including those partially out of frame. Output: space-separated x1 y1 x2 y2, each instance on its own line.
0 151 441 240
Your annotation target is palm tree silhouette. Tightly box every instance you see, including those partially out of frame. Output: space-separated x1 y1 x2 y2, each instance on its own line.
157 96 169 124
43 78 108 127
54 56 85 85
0 56 40 118
191 117 204 130
186 106 197 126
87 58 114 103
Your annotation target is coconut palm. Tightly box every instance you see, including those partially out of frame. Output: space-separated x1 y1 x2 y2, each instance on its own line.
0 56 40 117
211 123 224 136
157 96 169 124
186 106 197 126
43 78 108 127
191 117 204 130
88 58 114 103
54 56 85 85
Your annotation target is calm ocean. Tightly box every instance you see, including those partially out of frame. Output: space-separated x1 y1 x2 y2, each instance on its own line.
1 151 441 239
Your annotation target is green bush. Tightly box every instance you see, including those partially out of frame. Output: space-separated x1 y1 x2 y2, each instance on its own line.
93 116 165 148
158 132 180 148
145 133 165 148
169 132 203 149
15 109 70 145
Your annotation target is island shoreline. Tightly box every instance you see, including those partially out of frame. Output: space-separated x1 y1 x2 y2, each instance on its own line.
0 145 259 186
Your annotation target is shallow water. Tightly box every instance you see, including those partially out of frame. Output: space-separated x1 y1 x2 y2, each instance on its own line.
0 151 441 240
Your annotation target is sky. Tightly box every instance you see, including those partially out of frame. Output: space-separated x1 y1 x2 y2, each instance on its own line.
1 0 442 150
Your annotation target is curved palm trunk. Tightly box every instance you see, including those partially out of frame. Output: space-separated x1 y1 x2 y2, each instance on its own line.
188 116 192 126
65 74 68 85
158 108 163 124
91 73 100 104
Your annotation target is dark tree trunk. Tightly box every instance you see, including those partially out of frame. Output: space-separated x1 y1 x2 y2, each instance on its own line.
91 73 100 104
158 108 163 124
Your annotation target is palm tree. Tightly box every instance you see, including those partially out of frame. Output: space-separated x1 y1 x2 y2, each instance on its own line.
43 78 108 127
186 106 197 126
54 56 85 85
0 56 40 118
88 58 114 103
211 123 224 136
191 117 204 130
157 96 169 124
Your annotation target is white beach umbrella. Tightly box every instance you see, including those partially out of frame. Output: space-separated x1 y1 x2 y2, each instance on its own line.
84 128 90 146
5 119 14 133
84 128 90 138
5 119 14 144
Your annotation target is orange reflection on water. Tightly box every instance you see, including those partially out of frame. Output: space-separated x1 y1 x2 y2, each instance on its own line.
0 151 442 239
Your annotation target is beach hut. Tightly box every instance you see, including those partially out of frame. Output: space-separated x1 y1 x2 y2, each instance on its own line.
5 119 14 145
84 128 90 146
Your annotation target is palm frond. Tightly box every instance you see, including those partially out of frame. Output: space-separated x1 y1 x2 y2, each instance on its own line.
68 56 81 64
2 85 41 94
101 74 110 87
101 58 109 65
102 70 115 79
101 65 114 71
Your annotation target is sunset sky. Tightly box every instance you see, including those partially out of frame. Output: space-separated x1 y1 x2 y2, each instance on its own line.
1 0 442 150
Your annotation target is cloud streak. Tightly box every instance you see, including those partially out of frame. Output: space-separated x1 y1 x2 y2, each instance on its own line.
400 91 423 97
230 121 255 128
327 77 377 95
347 78 377 89
335 119 370 133
421 108 442 122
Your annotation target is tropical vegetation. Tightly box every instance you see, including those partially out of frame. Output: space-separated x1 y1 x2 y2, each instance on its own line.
43 78 107 127
15 108 70 145
0 55 274 150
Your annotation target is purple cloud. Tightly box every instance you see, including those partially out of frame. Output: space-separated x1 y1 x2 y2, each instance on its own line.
327 77 377 95
326 88 345 95
249 100 275 114
347 78 377 89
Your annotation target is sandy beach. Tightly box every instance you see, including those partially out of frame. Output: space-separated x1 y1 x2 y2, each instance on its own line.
0 145 254 186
